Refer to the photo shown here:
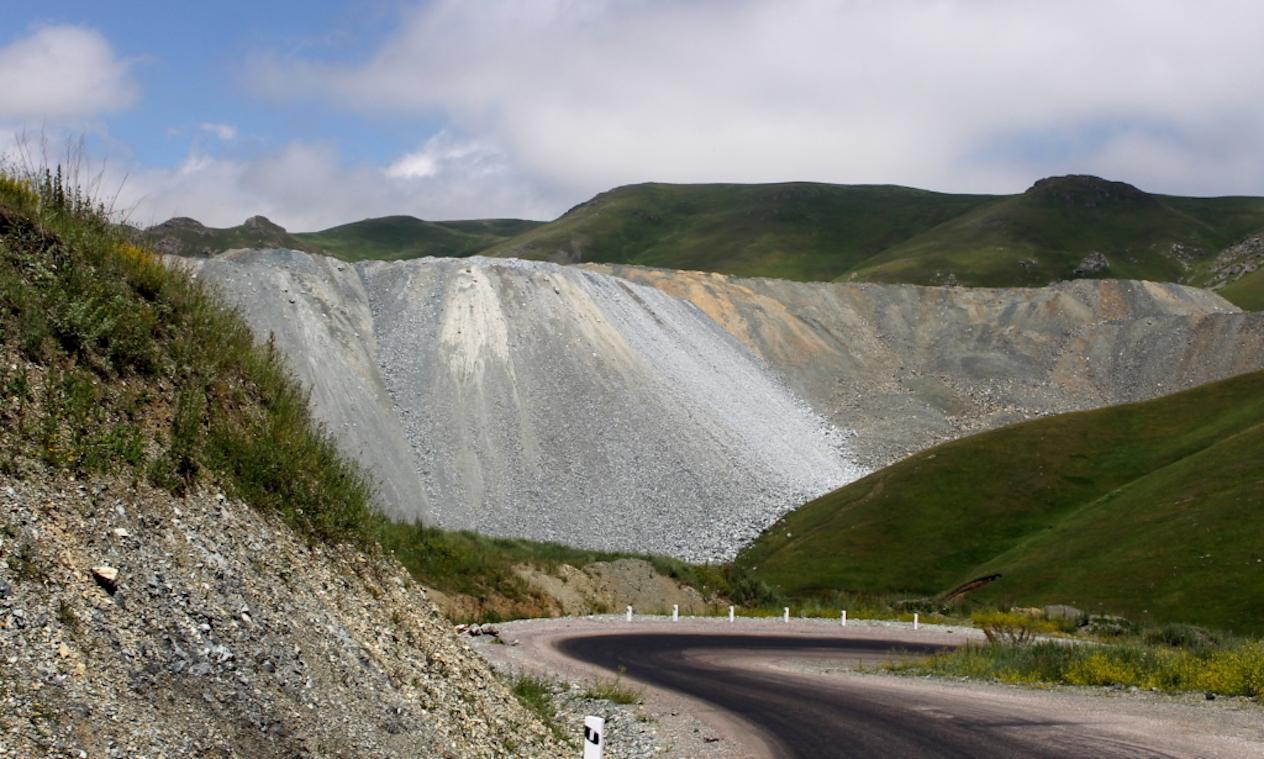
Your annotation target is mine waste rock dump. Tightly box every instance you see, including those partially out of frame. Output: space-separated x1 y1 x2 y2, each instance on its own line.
182 251 1264 561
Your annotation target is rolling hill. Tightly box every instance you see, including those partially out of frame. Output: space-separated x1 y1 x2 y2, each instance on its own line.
736 369 1264 633
486 176 1264 307
294 215 541 262
849 176 1264 287
484 181 998 281
140 213 541 261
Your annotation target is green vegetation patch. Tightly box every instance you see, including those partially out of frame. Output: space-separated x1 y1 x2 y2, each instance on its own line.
485 182 997 282
295 215 541 262
738 369 1264 633
893 637 1264 699
0 168 375 544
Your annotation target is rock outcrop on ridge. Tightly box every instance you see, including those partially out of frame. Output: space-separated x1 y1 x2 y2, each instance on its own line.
182 251 1264 560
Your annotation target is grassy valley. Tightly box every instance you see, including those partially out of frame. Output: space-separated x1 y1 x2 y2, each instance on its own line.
737 369 1264 634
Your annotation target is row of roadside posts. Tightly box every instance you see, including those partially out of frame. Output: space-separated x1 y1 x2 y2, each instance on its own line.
584 606 924 756
625 604 920 630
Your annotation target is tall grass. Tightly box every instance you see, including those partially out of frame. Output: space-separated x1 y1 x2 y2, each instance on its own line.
0 167 376 543
891 634 1264 698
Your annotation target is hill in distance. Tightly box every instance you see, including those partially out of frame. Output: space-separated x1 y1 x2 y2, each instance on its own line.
140 213 542 262
485 176 1264 306
736 368 1264 634
141 175 1264 308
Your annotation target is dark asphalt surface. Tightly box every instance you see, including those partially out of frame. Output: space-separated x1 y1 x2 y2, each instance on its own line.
558 633 1181 759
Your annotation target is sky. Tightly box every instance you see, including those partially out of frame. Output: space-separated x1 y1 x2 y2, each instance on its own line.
2 0 1263 231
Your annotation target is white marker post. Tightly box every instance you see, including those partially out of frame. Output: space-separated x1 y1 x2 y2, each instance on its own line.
841 610 847 626
783 607 790 623
583 715 605 759
913 613 920 631
626 606 632 623
729 606 735 623
672 604 679 622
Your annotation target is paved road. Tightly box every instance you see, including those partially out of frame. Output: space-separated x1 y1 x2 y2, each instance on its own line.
558 633 1183 759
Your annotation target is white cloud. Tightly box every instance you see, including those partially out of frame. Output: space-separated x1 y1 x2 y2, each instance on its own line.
251 0 1264 199
115 138 559 230
0 25 137 121
199 122 238 141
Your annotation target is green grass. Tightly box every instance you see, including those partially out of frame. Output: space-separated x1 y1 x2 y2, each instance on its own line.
138 215 320 257
891 637 1264 698
582 666 642 705
0 167 375 543
294 215 541 262
485 182 998 282
737 369 1264 634
1219 268 1264 311
374 520 734 614
509 675 569 742
482 176 1264 302
845 177 1264 287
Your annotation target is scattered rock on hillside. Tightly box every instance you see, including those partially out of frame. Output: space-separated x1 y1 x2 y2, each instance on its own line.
0 475 564 758
1207 233 1264 288
1073 251 1110 277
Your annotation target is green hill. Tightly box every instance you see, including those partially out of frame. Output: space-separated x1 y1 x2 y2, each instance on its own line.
484 176 1264 307
484 182 998 282
849 176 1264 287
140 214 542 262
139 214 321 258
736 369 1264 633
294 215 541 262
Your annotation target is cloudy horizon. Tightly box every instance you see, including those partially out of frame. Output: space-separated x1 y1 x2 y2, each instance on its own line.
2 0 1263 231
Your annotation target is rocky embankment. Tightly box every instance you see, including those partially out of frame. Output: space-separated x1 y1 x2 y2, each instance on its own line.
182 251 1264 560
0 475 565 758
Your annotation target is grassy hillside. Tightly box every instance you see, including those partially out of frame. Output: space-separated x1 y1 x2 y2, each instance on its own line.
1219 269 1264 311
483 176 1264 304
847 177 1264 287
737 369 1264 633
0 172 375 542
484 182 998 281
141 214 541 262
139 214 321 258
294 215 541 262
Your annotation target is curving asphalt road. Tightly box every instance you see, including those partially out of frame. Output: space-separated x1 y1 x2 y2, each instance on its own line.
558 633 1186 759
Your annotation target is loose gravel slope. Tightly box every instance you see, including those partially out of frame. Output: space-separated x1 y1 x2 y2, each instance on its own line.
188 252 860 562
185 251 1264 561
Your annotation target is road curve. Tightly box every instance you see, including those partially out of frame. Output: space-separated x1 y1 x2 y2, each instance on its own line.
557 632 1185 759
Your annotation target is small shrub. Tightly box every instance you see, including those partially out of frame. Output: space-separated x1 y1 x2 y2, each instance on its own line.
1082 614 1138 638
1144 623 1221 655
972 611 1059 645
583 666 642 705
